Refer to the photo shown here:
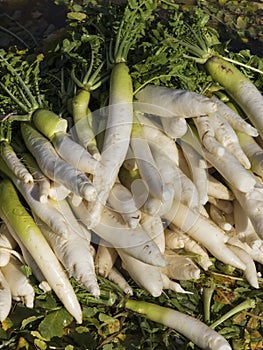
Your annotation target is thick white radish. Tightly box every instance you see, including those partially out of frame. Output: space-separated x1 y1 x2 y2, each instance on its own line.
108 182 141 228
21 122 97 202
227 244 259 289
118 249 163 297
165 201 245 270
0 179 82 323
107 267 133 295
206 55 263 138
160 116 187 138
211 96 258 137
125 300 232 350
180 140 208 205
88 63 134 226
95 240 118 278
130 135 169 202
0 269 12 322
161 250 200 280
135 85 217 117
209 112 251 169
1 255 35 308
73 200 166 267
165 225 212 270
51 131 99 175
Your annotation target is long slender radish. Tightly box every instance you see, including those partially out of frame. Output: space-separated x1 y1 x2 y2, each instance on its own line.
165 200 246 270
0 158 75 238
21 122 96 202
107 267 133 295
180 140 208 205
1 255 35 308
1 141 33 183
209 112 251 169
209 204 233 232
73 200 166 267
125 300 232 350
211 96 258 137
237 130 263 178
51 131 99 175
227 244 259 289
0 178 82 323
161 273 192 294
135 84 217 117
182 125 256 193
231 182 263 240
22 152 51 203
0 269 12 322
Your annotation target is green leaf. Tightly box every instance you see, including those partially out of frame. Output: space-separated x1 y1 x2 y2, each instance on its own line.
38 309 73 340
67 12 87 22
21 315 44 330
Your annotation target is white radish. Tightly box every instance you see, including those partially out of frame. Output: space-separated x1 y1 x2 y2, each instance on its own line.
95 240 118 278
107 267 133 295
21 122 97 202
0 178 83 323
165 201 245 270
212 96 258 137
118 249 163 297
0 269 12 322
108 182 141 229
1 255 35 308
125 300 232 350
51 131 99 175
135 85 217 117
75 200 166 267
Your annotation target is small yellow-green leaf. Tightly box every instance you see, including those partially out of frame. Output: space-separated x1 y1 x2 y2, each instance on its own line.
67 12 87 21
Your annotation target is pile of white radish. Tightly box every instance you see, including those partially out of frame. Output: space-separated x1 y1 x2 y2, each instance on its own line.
1 3 263 349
